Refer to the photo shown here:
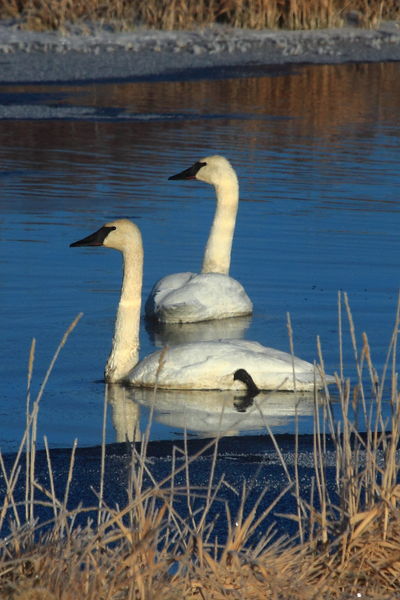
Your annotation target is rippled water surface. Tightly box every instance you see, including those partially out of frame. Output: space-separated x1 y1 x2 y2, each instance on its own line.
1 62 399 451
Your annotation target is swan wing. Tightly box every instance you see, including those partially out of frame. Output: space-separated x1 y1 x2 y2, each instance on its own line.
145 272 196 318
146 273 253 323
128 340 333 391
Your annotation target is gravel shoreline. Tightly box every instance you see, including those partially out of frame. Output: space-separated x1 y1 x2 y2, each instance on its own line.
0 21 399 83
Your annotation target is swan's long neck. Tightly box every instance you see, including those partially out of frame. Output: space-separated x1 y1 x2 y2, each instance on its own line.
201 179 239 275
105 241 143 383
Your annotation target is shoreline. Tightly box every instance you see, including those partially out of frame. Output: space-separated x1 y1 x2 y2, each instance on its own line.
0 21 399 84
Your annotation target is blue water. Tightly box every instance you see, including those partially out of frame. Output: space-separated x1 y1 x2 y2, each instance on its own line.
0 62 399 451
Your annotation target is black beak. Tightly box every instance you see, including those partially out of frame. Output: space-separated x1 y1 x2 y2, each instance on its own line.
70 225 116 247
168 161 206 181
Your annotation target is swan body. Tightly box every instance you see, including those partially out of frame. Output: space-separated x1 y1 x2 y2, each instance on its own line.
145 271 252 323
145 155 253 323
129 340 328 391
71 219 334 391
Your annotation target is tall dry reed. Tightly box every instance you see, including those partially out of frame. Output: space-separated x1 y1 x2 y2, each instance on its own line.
1 296 400 599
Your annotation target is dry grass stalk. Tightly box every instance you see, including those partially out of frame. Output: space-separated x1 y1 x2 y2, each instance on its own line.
2 299 400 598
0 0 399 31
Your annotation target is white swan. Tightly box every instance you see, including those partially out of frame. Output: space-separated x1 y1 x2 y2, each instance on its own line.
71 219 335 391
145 155 253 323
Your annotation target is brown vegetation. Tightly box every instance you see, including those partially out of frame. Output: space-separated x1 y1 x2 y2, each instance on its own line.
1 293 400 599
0 0 399 31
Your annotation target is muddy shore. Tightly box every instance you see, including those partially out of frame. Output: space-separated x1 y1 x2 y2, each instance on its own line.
0 21 399 83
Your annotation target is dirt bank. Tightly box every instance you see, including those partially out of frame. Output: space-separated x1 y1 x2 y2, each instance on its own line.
0 21 399 83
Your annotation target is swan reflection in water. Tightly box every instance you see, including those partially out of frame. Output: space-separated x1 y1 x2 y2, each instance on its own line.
145 156 253 324
107 383 141 443
145 314 252 347
106 383 320 442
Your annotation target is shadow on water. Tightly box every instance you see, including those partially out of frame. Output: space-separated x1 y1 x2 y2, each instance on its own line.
0 378 338 541
0 425 330 542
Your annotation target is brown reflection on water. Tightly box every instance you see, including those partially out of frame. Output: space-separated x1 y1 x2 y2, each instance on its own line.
0 62 398 196
6 62 400 118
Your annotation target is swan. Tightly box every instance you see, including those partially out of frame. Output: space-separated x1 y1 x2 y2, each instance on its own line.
70 218 335 391
145 155 253 323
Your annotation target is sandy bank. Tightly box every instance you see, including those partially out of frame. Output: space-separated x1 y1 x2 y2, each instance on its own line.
0 21 399 83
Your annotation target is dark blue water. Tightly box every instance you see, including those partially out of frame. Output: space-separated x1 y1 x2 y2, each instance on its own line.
1 62 399 452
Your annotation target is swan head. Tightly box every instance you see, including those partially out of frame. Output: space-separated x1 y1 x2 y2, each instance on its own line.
233 368 260 398
169 155 237 188
70 218 141 253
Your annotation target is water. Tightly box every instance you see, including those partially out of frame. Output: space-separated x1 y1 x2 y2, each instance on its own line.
0 61 399 452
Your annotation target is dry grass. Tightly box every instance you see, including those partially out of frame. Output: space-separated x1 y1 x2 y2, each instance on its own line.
0 0 399 31
2 292 400 599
